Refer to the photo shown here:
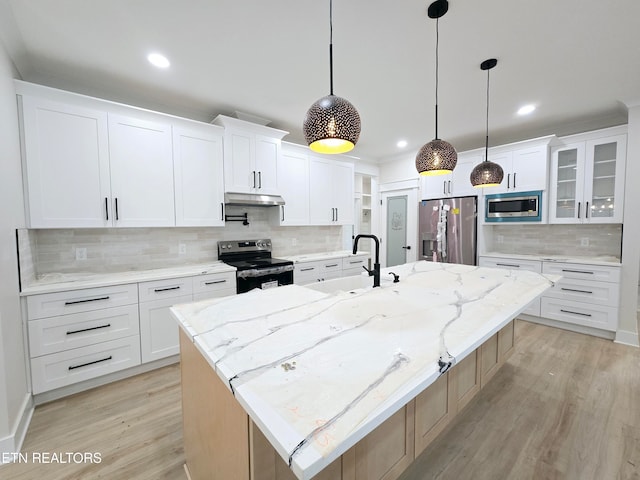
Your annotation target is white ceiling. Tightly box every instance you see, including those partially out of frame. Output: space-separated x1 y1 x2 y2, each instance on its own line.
2 0 639 162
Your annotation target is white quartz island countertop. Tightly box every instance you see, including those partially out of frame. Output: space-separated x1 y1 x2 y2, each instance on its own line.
171 261 558 480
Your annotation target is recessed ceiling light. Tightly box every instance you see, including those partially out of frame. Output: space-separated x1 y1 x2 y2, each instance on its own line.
517 104 536 116
147 53 170 68
397 140 408 148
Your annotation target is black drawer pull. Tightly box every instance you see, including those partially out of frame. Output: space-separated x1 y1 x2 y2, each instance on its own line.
65 296 110 306
300 267 315 272
561 287 593 294
68 356 112 370
204 280 226 285
349 260 364 264
560 309 592 317
561 269 594 275
325 263 339 268
496 263 520 268
66 324 111 335
154 286 181 293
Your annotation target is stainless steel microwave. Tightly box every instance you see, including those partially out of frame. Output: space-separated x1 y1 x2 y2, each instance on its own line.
485 190 542 222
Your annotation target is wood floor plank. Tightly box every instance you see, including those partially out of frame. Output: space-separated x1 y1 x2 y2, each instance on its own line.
2 320 640 480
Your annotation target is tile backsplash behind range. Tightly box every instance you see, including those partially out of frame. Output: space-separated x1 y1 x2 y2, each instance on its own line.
489 224 622 259
22 206 345 277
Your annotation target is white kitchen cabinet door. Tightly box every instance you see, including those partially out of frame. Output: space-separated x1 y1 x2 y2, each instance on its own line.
275 148 310 225
19 96 112 228
254 134 280 195
173 124 225 226
420 174 451 200
223 129 254 194
309 156 354 225
420 154 479 199
549 133 626 224
108 114 175 227
511 145 549 192
483 150 513 194
139 293 192 363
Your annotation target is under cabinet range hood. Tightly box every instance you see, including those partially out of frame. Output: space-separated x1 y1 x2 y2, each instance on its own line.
224 192 285 207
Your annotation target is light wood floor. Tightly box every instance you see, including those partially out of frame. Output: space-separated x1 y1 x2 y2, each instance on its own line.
2 320 640 480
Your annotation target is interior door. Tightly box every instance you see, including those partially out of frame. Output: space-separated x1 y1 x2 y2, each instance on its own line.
386 195 408 267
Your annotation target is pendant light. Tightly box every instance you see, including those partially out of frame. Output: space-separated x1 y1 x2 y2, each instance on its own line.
470 58 504 187
416 0 457 176
303 0 361 154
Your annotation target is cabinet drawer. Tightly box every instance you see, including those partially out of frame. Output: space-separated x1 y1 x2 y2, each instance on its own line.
294 261 323 276
28 304 140 357
544 277 620 307
26 284 138 320
540 297 618 331
542 262 620 283
192 272 236 296
342 256 369 273
138 277 193 302
321 260 343 274
478 257 542 273
30 335 141 394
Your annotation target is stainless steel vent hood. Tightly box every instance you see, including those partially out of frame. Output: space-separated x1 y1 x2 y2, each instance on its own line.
224 192 285 207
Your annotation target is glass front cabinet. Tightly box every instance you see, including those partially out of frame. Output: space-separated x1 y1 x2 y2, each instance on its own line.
549 130 627 224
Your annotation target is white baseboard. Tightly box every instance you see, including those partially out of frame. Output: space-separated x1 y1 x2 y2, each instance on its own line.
614 329 640 347
0 393 34 464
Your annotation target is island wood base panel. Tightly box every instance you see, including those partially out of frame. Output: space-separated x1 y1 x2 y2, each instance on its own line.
180 320 515 480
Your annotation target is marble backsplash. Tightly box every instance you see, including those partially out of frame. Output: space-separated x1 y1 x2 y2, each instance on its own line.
486 223 622 259
19 206 346 278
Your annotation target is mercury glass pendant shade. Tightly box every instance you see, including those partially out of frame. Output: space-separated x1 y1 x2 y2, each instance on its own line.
416 0 457 176
471 58 504 188
303 94 361 154
303 0 361 154
416 139 458 176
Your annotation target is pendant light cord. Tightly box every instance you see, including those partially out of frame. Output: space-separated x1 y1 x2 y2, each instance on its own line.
434 17 439 139
485 67 490 162
329 0 334 95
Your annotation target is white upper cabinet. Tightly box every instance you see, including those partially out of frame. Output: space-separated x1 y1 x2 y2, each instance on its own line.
486 141 550 194
273 144 310 226
108 114 175 227
213 115 288 196
173 123 225 227
420 152 480 200
19 96 112 228
309 156 354 225
549 127 626 224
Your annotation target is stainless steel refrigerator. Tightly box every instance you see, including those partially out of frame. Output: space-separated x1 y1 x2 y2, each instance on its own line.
418 196 478 265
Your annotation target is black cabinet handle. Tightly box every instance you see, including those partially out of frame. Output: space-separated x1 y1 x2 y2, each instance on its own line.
281 205 285 222
115 198 119 220
252 171 256 188
561 269 594 275
68 356 112 371
513 172 517 189
65 296 110 306
221 203 224 221
496 263 520 268
586 201 589 218
67 324 111 335
105 197 109 221
577 201 581 219
349 260 364 264
560 309 592 317
300 267 315 272
325 263 339 268
561 287 593 294
507 173 511 189
448 180 451 194
443 181 446 195
258 171 262 189
153 286 181 293
204 279 226 285
335 208 338 222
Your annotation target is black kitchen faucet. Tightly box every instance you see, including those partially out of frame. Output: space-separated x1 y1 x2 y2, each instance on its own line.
353 234 381 288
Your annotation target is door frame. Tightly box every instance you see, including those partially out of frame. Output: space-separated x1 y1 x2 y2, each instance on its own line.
380 186 418 268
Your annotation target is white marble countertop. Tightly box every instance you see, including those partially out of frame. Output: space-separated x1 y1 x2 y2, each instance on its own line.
480 252 621 266
20 261 236 296
281 250 370 263
171 260 557 480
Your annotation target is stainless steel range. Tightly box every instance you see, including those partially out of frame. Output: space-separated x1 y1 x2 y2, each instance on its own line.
218 239 294 294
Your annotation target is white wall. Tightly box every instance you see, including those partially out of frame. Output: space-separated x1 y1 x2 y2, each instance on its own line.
617 103 640 345
0 32 30 454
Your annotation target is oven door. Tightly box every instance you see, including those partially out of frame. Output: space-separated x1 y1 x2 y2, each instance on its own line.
236 265 294 294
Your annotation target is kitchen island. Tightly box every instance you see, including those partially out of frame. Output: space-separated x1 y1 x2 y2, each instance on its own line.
171 261 556 480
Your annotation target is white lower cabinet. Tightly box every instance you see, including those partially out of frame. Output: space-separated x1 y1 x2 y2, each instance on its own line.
26 270 237 394
479 255 621 333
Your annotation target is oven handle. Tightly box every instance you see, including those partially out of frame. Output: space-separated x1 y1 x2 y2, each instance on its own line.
237 264 294 279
